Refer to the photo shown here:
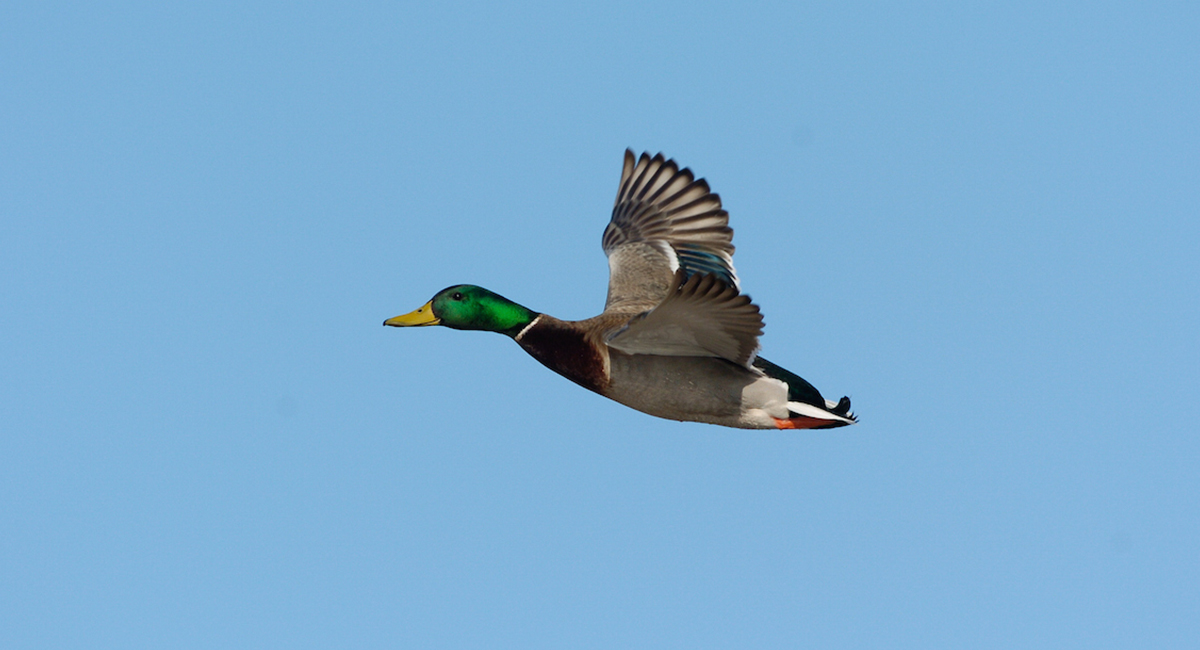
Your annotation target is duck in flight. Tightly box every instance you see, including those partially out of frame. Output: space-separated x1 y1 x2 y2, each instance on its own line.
385 150 857 429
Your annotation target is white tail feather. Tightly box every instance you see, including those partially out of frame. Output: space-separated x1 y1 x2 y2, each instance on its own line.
787 401 857 426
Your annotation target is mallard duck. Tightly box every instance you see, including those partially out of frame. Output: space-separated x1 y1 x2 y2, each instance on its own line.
385 150 857 429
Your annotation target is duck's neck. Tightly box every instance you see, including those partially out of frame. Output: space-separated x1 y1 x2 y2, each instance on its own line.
492 302 539 338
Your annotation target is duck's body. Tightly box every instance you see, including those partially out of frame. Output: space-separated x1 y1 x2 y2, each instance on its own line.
386 151 857 430
513 312 853 429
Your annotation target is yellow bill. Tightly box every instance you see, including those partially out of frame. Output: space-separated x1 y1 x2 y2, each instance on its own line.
383 301 440 327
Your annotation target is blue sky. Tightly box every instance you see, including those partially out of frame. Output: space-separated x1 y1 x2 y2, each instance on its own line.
2 1 1197 648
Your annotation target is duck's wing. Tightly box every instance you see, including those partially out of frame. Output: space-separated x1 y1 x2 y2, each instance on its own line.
606 271 762 367
601 150 739 313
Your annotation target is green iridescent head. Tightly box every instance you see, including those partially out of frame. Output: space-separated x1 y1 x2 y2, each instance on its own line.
384 285 537 337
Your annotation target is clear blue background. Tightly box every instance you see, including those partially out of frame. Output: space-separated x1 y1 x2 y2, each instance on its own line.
3 2 1197 648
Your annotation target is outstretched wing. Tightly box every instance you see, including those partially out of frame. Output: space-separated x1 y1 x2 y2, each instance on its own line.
606 271 762 367
601 150 738 313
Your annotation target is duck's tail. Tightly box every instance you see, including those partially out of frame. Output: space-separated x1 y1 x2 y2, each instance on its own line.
753 357 858 430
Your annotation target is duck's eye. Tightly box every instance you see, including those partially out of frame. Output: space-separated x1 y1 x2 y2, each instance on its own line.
452 292 463 300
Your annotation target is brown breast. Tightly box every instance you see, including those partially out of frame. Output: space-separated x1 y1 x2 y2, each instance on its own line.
515 316 610 394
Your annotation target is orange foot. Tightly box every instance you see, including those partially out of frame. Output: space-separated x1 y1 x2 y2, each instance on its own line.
773 416 849 430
